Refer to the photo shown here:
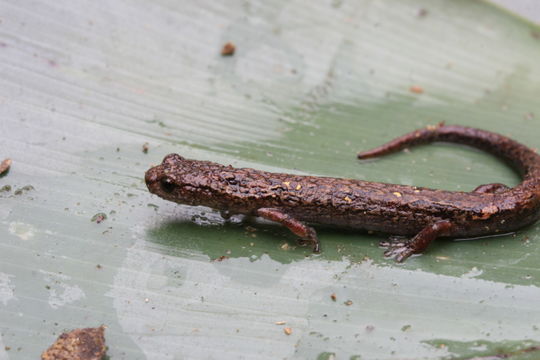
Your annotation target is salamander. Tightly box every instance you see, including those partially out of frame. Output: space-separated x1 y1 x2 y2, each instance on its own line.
145 124 540 261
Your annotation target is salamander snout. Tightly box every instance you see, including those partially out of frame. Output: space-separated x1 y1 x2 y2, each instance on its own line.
145 166 160 193
145 166 159 186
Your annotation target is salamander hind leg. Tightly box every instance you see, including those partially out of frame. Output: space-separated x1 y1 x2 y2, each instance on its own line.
472 183 510 194
381 220 453 262
257 208 321 253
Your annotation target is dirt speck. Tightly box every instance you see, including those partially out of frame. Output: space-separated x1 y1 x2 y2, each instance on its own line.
418 8 428 17
330 293 337 302
0 158 11 175
221 42 236 56
409 85 424 94
14 185 34 195
142 143 149 154
212 255 229 262
91 213 107 224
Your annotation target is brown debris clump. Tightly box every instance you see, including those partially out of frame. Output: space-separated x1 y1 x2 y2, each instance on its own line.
41 326 107 360
0 158 11 175
221 42 235 56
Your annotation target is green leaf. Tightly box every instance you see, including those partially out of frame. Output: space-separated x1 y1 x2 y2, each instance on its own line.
1 0 540 359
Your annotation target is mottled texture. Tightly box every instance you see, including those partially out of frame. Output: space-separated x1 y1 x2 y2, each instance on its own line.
145 125 540 261
41 326 106 360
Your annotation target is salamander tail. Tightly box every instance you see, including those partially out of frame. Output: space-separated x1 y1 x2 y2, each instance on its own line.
357 123 540 180
357 122 445 160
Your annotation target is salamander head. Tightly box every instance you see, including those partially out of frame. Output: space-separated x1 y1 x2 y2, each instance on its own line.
145 154 209 205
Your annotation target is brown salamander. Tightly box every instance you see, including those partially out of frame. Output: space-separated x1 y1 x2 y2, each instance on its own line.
145 124 540 261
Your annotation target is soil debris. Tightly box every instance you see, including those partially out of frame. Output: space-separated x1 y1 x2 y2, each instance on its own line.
0 158 11 175
221 42 235 56
14 185 34 195
91 213 107 224
41 326 106 360
409 85 424 94
212 255 229 262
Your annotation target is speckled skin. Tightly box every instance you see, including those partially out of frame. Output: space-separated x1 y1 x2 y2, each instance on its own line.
145 124 540 260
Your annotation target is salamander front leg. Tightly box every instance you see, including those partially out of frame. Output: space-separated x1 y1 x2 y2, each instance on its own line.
380 220 453 262
257 208 321 253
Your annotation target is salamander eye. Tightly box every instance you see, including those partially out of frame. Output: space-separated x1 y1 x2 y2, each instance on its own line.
160 178 175 193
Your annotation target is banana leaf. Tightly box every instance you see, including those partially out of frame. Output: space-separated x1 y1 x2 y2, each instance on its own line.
1 0 540 359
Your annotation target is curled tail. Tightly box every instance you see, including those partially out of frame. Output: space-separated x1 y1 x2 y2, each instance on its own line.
357 124 540 182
